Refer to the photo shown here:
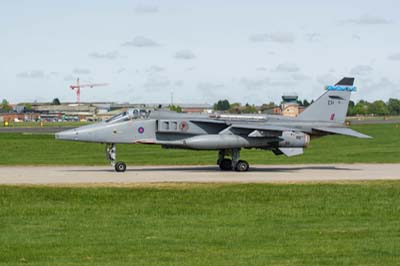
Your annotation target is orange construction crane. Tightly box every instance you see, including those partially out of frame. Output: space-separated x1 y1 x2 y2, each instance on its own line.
69 78 108 104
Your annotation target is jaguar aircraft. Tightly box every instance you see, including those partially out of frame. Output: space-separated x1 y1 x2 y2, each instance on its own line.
56 77 371 172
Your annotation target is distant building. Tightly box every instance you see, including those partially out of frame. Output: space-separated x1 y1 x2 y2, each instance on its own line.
262 94 305 117
179 104 213 113
280 95 299 117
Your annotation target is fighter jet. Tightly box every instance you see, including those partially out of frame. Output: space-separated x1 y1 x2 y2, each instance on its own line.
56 77 371 172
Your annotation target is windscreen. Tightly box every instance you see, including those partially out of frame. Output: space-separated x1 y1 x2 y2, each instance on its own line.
105 109 150 123
105 112 128 123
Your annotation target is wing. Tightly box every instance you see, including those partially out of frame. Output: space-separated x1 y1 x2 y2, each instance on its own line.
190 119 372 139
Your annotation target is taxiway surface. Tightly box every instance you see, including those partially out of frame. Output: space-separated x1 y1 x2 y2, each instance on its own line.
0 164 399 185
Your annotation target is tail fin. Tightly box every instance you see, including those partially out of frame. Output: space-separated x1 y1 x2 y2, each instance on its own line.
297 77 355 123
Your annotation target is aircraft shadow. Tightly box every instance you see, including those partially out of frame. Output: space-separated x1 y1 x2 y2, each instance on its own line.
63 165 359 173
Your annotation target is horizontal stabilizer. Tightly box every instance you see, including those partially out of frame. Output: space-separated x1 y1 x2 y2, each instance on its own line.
314 127 372 139
278 148 304 157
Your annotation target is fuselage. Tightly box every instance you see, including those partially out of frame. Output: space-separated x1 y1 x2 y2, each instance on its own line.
55 110 340 150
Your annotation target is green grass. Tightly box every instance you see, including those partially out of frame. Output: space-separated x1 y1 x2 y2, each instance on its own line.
0 121 90 128
0 124 399 165
1 183 400 265
347 115 400 121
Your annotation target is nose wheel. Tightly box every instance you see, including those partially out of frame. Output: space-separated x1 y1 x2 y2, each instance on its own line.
115 161 127 172
106 144 127 172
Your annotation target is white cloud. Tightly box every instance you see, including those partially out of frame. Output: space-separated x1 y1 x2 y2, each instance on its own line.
174 50 196 60
239 78 270 91
134 4 158 14
249 32 295 43
122 36 160 47
292 73 311 81
16 70 45 79
239 77 296 92
143 75 170 92
146 65 165 73
174 80 184 87
357 77 400 101
197 82 225 101
388 53 400 61
256 67 267 71
64 74 76 81
73 68 91 75
272 63 300 72
350 65 373 75
305 33 321 42
316 73 338 86
197 82 224 91
342 15 393 25
89 51 119 60
116 68 126 74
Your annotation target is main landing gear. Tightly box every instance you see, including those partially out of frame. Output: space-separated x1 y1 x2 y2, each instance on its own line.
217 148 249 172
106 143 126 172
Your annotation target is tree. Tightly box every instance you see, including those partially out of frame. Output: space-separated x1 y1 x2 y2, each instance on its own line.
388 98 400 115
52 98 61 105
369 100 389 116
260 102 276 112
1 99 11 112
347 100 355 116
243 103 257 113
228 103 241 114
353 100 369 115
25 103 33 111
168 105 182 113
213 99 230 111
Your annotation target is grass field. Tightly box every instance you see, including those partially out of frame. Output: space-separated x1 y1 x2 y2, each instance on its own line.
0 121 89 128
1 183 399 265
0 124 399 165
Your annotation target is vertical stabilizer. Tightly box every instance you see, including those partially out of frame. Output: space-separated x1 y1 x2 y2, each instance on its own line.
297 77 355 123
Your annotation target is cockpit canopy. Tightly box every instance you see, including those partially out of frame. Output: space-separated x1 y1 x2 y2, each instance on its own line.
105 109 151 123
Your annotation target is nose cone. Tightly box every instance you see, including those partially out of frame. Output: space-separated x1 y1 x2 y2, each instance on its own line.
55 123 106 142
55 129 78 141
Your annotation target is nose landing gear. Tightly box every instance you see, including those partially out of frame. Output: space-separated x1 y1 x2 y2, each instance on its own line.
114 161 127 172
106 143 127 172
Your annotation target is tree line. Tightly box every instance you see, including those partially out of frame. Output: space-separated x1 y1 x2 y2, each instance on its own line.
1 98 400 116
0 98 62 113
213 98 400 116
347 99 400 116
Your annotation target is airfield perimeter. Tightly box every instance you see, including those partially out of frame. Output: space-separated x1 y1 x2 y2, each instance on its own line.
1 164 400 185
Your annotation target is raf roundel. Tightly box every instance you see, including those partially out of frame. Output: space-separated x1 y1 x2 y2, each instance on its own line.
179 121 189 132
138 127 145 134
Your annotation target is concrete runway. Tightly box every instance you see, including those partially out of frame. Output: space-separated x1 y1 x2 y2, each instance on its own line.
0 164 400 185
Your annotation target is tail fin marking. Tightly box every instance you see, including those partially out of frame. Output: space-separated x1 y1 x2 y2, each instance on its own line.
297 77 355 124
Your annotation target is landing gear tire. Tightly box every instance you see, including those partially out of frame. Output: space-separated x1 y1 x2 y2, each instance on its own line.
115 161 127 172
219 159 232 171
235 160 249 172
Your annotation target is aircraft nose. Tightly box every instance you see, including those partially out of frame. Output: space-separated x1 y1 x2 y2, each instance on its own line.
55 129 78 141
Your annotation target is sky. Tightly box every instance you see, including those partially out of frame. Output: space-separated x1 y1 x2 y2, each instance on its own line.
1 0 400 105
